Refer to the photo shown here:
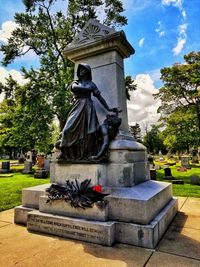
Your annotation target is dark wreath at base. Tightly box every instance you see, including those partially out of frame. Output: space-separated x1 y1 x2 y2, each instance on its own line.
46 179 108 209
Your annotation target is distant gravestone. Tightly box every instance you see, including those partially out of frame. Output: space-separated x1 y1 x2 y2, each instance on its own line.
190 175 200 186
181 156 190 168
192 150 199 164
22 161 33 174
0 161 11 173
163 167 173 179
26 151 33 162
44 159 50 173
34 155 48 179
150 169 156 180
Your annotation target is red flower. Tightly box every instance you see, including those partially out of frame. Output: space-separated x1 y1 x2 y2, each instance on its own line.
92 184 102 193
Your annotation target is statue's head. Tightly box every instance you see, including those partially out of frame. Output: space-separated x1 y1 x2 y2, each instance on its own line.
77 63 92 80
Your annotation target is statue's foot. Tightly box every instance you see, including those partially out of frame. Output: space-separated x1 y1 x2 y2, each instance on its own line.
57 152 65 160
89 155 99 161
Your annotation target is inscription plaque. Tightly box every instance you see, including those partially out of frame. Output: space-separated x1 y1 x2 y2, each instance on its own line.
27 211 115 246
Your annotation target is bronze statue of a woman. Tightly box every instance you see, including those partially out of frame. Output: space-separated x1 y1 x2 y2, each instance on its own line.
57 63 120 161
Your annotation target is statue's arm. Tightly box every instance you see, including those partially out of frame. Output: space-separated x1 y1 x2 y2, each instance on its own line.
94 91 111 111
71 81 79 91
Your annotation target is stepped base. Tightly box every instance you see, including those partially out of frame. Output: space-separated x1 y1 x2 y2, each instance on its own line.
14 180 178 248
15 198 177 248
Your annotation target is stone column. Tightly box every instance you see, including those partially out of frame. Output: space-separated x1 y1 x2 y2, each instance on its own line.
63 20 134 131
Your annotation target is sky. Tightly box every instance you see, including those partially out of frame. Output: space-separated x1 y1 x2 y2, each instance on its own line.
0 0 199 133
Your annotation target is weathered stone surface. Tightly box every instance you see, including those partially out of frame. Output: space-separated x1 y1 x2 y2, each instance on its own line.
53 161 148 187
39 196 109 221
53 163 106 186
109 150 147 163
14 206 35 225
22 184 50 209
27 210 115 246
115 198 178 248
107 181 172 224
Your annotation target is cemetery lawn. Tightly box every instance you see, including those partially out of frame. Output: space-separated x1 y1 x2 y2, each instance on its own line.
155 162 200 198
0 172 49 212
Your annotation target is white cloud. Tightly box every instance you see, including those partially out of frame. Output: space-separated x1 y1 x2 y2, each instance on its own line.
0 67 27 102
155 21 165 37
0 67 27 85
161 0 187 55
172 38 186 55
127 74 161 134
161 0 186 19
0 21 17 43
148 69 161 83
159 31 165 37
138 38 145 47
178 23 187 36
172 23 187 55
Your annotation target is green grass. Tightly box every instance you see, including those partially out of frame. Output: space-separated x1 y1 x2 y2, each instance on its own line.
0 172 49 212
155 161 200 197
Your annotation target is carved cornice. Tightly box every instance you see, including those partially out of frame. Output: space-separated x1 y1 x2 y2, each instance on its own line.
63 31 135 62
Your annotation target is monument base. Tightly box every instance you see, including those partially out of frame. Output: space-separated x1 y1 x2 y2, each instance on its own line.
14 180 178 248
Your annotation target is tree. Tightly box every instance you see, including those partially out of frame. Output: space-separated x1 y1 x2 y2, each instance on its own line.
125 75 137 100
0 0 127 131
155 52 200 132
162 109 199 153
0 75 54 154
129 123 142 142
143 125 167 154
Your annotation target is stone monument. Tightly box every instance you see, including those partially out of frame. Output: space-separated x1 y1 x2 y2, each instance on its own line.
14 19 177 248
181 155 190 168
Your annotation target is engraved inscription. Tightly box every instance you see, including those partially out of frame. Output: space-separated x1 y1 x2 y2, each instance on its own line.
67 174 81 180
29 215 105 241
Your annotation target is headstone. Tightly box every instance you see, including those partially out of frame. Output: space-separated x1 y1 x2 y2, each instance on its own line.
26 151 33 162
0 161 11 173
191 150 199 164
190 175 200 185
22 161 33 174
37 155 45 169
163 167 173 179
150 169 156 180
181 156 190 168
148 155 154 166
34 155 49 179
172 180 184 185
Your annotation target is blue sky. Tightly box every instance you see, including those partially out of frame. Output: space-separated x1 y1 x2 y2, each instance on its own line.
0 0 199 129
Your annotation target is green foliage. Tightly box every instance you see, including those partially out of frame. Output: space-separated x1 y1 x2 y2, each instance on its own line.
155 52 200 128
0 75 54 153
162 109 199 152
125 75 137 100
129 123 142 142
0 0 127 133
155 51 200 152
143 124 167 154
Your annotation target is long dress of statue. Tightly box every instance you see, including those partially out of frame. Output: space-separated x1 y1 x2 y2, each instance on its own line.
58 63 117 160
